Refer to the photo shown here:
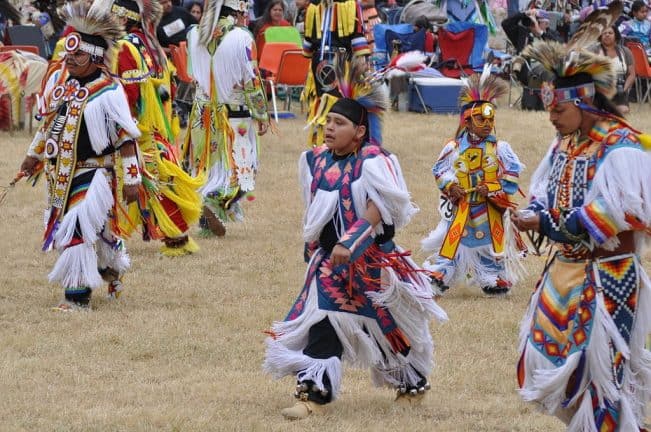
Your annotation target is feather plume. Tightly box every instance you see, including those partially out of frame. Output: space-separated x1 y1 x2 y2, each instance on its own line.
59 0 125 67
333 52 389 146
568 0 623 51
135 0 167 69
458 64 508 107
198 0 225 46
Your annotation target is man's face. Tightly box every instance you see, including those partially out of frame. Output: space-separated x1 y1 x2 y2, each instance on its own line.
65 50 98 78
160 0 173 14
549 102 582 136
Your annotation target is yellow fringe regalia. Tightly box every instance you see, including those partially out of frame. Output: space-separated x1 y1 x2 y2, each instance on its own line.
112 33 203 256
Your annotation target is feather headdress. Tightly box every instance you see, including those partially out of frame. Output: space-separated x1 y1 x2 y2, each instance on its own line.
521 1 621 109
59 0 125 67
111 0 166 69
458 64 509 109
332 52 389 146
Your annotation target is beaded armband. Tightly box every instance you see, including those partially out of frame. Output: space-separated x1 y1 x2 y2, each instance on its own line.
337 219 374 262
121 155 141 186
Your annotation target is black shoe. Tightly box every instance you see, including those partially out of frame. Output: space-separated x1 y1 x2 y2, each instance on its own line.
431 277 450 293
481 286 509 296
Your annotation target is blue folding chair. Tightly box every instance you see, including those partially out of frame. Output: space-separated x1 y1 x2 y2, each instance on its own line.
372 23 412 70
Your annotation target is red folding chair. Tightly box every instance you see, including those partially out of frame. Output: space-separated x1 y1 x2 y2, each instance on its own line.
625 41 651 104
436 27 475 78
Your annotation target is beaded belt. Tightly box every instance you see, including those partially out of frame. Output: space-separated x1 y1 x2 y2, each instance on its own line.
75 155 114 169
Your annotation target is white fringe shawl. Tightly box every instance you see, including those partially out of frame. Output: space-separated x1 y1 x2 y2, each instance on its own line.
299 151 418 243
584 147 651 251
527 140 556 209
518 257 651 429
432 141 459 189
96 237 130 274
83 81 140 155
187 26 256 104
48 241 103 289
48 169 115 289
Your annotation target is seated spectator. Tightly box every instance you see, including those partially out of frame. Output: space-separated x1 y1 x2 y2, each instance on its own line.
254 0 291 60
619 0 651 53
589 25 635 114
186 1 203 22
501 8 562 53
157 0 197 50
413 15 437 54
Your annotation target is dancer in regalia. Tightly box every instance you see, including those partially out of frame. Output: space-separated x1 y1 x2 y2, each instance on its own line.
183 0 270 237
18 0 142 310
421 67 524 296
512 14 651 428
263 56 447 420
110 0 203 260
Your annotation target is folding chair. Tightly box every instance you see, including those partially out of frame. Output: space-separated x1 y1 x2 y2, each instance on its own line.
436 27 475 78
379 6 404 24
436 23 487 78
263 26 302 47
259 42 302 122
385 29 426 58
7 25 50 58
626 41 651 104
372 23 413 70
273 50 310 112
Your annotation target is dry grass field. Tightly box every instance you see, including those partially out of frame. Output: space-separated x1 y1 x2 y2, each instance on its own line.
1 103 650 432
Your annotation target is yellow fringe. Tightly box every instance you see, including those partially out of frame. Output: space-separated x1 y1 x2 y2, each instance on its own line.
159 236 199 257
639 133 651 151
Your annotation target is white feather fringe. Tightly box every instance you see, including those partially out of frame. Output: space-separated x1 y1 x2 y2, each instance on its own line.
53 169 113 250
48 241 103 289
566 393 598 432
264 339 343 398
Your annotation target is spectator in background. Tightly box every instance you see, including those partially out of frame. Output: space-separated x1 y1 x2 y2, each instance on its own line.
619 0 651 53
254 0 291 59
502 8 562 53
293 0 307 36
156 0 197 49
589 25 635 113
187 1 203 22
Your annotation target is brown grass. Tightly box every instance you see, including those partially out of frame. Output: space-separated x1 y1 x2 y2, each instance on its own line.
1 103 650 431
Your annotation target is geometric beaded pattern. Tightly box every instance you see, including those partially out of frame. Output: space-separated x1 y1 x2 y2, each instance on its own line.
596 256 638 345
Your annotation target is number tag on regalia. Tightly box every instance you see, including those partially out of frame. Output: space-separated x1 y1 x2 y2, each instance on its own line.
438 193 454 221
